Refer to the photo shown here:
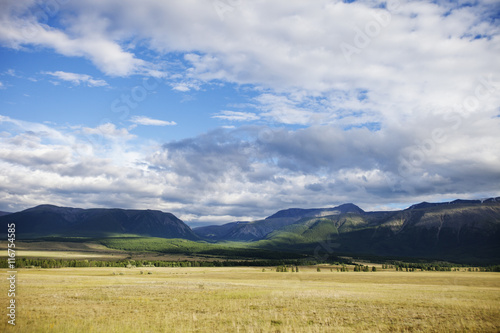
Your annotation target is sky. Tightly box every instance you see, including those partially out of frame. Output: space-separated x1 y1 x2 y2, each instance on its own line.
0 0 499 226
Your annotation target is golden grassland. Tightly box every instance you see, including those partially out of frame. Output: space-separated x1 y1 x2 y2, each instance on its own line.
0 241 216 261
1 266 499 332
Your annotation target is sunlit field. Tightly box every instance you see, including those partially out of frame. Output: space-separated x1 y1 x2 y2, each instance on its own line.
0 240 221 262
1 267 499 332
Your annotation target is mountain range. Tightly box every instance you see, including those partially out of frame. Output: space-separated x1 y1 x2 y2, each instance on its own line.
1 198 499 263
252 199 500 263
0 204 198 240
193 203 364 241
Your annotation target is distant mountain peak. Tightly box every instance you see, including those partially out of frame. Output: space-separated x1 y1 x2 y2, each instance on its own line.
334 203 364 214
266 203 363 220
25 204 83 212
407 201 435 210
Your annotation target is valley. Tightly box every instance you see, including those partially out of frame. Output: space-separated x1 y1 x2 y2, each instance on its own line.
1 198 499 332
1 267 499 332
2 197 499 264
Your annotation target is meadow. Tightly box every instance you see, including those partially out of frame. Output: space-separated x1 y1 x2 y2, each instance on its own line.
1 266 499 332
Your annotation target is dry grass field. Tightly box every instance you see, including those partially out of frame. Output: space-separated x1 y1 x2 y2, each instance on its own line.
0 240 216 262
1 266 499 332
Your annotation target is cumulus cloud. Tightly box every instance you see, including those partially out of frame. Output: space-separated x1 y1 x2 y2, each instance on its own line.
42 71 108 87
154 122 500 219
130 116 176 126
0 117 165 211
1 1 499 122
0 0 155 76
0 1 499 221
0 114 499 222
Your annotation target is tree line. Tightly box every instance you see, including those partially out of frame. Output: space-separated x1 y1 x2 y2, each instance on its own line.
385 262 500 272
0 258 308 269
1 258 498 271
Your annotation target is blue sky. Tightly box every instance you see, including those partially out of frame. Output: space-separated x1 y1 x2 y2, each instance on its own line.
1 0 499 225
0 47 251 141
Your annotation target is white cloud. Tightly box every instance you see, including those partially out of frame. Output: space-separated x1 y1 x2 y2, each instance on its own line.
4 69 21 78
82 123 136 140
0 1 154 76
6 0 493 128
0 117 163 210
0 115 499 222
1 1 499 122
130 116 177 126
42 71 108 87
170 79 201 92
212 111 260 122
0 114 69 142
253 94 321 125
0 1 499 221
0 81 4 89
172 84 190 92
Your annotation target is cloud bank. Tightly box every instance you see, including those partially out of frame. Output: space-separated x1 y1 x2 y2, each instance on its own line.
0 0 499 223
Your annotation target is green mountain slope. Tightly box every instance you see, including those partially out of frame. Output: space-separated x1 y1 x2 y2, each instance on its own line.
0 204 199 240
1 198 499 263
194 203 364 241
254 199 500 263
